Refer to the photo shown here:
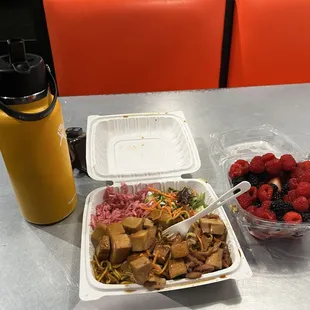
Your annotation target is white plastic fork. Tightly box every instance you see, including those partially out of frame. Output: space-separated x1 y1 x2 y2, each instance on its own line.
162 181 251 239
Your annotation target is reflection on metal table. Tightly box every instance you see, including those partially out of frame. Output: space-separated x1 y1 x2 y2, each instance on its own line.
1 84 310 310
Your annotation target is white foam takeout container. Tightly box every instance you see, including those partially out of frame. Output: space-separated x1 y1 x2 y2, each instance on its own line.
80 111 252 301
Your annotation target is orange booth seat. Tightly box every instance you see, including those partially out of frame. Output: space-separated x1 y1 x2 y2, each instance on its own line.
43 0 226 96
229 0 310 88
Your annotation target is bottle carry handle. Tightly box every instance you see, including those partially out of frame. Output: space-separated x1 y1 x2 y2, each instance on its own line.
0 65 57 122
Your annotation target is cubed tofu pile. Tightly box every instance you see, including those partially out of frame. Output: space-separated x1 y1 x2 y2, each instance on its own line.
91 214 231 290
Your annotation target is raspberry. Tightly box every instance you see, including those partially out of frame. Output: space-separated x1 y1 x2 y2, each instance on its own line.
289 178 299 190
304 161 310 170
229 163 242 179
249 156 265 174
258 184 273 202
265 159 282 176
248 186 258 200
283 211 302 224
235 160 250 176
261 200 272 209
291 167 305 179
292 196 309 213
284 190 298 203
298 170 310 183
246 206 257 215
280 154 297 171
237 193 253 209
296 182 310 198
262 153 276 163
255 208 276 221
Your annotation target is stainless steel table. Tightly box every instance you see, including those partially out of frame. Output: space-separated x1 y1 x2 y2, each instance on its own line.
1 84 310 310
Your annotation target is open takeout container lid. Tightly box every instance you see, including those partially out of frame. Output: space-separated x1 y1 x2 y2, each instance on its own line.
86 111 201 183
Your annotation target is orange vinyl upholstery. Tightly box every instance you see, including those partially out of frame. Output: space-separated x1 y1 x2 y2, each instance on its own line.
43 0 226 96
229 0 310 87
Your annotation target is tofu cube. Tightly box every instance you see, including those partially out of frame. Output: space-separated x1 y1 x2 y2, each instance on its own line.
171 241 189 259
95 235 110 261
200 218 225 235
129 256 152 285
168 259 187 279
153 244 170 264
143 218 154 229
158 211 173 228
206 248 223 269
199 218 211 234
106 222 125 237
109 234 132 264
130 230 149 252
122 217 143 234
91 226 107 248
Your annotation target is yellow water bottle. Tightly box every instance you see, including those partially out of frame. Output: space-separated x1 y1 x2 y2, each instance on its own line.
0 39 77 224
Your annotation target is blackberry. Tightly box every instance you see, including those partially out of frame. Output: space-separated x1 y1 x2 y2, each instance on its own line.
246 173 259 187
272 191 283 201
269 183 278 193
257 172 269 184
252 200 261 208
270 200 294 217
281 181 290 195
301 212 310 222
276 214 284 221
232 176 247 187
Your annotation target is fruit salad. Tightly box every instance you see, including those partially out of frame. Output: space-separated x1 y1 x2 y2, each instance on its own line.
229 153 310 224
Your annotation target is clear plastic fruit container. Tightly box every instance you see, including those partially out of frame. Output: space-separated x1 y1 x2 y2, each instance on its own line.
209 124 310 240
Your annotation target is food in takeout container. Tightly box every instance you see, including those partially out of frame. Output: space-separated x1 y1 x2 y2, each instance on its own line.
90 184 233 289
209 124 310 240
79 111 252 300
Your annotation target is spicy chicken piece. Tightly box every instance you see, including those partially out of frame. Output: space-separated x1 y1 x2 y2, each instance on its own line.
122 217 143 234
206 248 223 269
153 244 170 264
171 241 189 259
129 256 152 285
91 224 107 248
109 234 131 264
106 222 125 237
169 259 187 279
95 235 110 261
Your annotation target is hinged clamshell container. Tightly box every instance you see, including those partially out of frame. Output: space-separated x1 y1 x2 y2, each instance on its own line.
80 111 252 301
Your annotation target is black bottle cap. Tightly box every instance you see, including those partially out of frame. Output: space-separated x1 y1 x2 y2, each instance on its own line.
0 38 47 98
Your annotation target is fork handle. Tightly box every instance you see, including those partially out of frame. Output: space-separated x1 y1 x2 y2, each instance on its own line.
190 181 251 222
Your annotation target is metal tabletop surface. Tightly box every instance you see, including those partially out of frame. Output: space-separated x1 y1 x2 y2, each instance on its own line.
1 84 310 310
